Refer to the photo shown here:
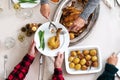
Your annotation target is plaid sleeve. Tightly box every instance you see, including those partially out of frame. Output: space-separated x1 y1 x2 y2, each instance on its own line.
7 54 35 80
52 68 64 80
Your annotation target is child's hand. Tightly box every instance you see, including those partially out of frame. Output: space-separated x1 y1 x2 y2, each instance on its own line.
107 53 118 66
28 40 38 57
54 52 64 68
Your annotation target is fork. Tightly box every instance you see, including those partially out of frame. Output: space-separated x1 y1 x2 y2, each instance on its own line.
4 55 8 79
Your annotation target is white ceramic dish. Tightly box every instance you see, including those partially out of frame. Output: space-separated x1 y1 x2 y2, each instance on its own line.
65 46 102 74
12 0 40 8
34 22 70 56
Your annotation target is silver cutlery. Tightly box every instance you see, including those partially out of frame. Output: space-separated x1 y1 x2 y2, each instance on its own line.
38 54 44 80
4 55 8 79
47 19 66 35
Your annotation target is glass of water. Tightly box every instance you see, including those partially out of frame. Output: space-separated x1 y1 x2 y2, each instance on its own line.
4 37 16 49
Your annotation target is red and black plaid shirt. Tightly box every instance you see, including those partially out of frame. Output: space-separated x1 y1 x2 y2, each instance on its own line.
7 54 64 80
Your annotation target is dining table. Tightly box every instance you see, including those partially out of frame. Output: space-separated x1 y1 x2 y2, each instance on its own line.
0 0 120 80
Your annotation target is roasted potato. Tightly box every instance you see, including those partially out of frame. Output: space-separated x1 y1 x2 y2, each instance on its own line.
83 50 89 55
81 65 88 70
70 51 77 57
91 56 98 62
92 61 99 67
68 56 74 62
69 33 75 40
85 55 91 61
80 58 86 65
76 50 82 55
69 62 75 68
78 53 84 59
75 64 81 70
73 58 80 64
90 49 97 56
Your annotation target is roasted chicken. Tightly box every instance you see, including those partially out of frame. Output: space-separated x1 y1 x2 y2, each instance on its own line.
48 28 62 50
60 1 90 40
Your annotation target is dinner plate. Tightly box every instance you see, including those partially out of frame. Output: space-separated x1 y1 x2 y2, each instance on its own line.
12 0 40 8
34 22 70 56
65 46 102 74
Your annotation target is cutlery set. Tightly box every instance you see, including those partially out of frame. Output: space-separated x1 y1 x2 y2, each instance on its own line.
48 19 66 35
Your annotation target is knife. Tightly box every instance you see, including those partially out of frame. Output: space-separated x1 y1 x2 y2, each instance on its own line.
38 54 44 80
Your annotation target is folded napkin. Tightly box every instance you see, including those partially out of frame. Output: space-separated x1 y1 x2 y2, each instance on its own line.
42 56 55 80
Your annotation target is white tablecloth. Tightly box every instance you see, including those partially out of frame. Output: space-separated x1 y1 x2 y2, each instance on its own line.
0 0 120 80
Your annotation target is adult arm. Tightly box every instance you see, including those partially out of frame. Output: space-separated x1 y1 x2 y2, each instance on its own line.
7 54 35 80
80 0 100 21
97 63 118 80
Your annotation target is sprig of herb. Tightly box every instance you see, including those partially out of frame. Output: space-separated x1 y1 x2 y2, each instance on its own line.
38 30 45 50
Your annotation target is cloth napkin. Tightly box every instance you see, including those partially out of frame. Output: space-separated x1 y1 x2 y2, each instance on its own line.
42 56 55 80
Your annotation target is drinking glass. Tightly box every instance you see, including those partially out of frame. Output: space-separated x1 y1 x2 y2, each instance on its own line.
4 37 16 49
16 8 33 19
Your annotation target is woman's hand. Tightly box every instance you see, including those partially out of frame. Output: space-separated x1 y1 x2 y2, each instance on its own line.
40 4 50 19
69 17 85 32
54 52 64 68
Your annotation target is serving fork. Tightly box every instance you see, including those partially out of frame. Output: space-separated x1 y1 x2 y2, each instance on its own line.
4 55 8 79
47 19 66 35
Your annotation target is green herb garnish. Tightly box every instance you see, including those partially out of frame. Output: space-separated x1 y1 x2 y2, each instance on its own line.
38 30 45 50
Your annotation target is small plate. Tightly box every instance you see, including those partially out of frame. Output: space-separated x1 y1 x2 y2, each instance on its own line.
34 22 70 56
65 46 102 74
12 0 40 8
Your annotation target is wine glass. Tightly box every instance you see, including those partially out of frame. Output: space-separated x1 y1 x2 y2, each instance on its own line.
4 37 16 49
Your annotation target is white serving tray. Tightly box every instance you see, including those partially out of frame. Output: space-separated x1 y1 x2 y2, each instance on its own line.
65 45 102 74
